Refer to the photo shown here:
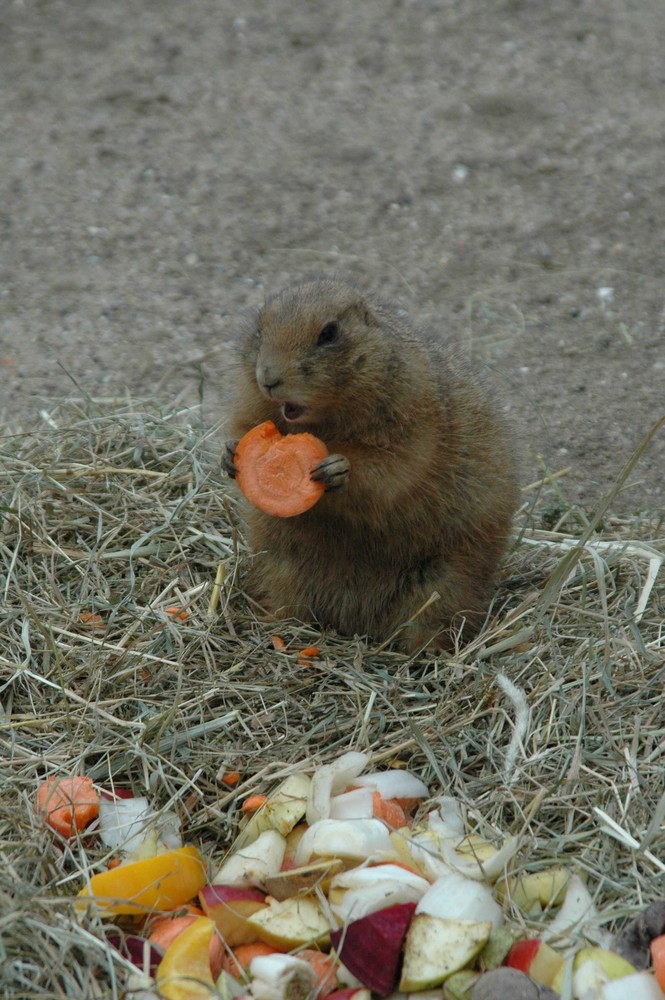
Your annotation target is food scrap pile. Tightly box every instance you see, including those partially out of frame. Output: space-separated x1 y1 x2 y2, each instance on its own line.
36 752 665 1000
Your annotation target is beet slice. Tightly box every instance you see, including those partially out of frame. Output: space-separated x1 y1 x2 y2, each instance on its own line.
330 902 417 997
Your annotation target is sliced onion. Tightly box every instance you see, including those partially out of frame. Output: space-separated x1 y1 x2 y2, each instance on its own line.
352 769 429 800
441 834 519 882
99 796 152 852
416 871 504 929
306 752 370 825
542 874 599 944
330 880 428 924
329 788 375 821
212 829 286 888
428 798 466 840
295 818 392 867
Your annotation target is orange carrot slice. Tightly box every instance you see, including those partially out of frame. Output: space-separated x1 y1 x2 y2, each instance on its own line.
235 421 329 518
222 941 279 978
651 934 665 991
241 794 268 813
372 792 408 829
298 949 339 995
221 770 242 786
34 776 100 839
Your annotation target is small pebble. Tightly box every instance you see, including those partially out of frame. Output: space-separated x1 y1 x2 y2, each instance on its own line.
471 967 559 1000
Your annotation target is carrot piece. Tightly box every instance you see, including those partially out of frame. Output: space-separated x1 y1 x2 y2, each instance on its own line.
271 634 287 650
35 776 100 839
651 934 665 991
372 791 408 829
221 770 242 786
79 611 104 628
299 646 319 659
234 421 329 518
165 606 189 621
297 949 339 996
222 941 279 978
241 794 268 813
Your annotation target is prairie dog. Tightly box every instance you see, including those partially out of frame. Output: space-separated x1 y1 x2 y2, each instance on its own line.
225 279 519 651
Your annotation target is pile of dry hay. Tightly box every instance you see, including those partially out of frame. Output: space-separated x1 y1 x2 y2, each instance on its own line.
1 398 663 998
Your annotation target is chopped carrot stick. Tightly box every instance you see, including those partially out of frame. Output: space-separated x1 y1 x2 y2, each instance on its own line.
241 793 268 813
165 606 189 621
299 646 319 658
271 634 287 650
34 776 100 839
235 421 329 518
79 611 104 628
372 791 408 829
221 770 242 786
222 941 279 978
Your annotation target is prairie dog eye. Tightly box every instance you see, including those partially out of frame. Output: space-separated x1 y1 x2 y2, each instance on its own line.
317 321 340 346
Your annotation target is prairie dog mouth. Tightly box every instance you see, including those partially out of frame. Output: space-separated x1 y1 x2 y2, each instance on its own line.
282 401 307 422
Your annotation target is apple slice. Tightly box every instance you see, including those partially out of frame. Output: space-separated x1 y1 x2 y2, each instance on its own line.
505 938 564 987
263 858 344 901
399 915 492 991
199 883 267 946
551 946 636 995
234 773 311 849
330 901 417 997
496 866 571 915
601 971 665 1000
246 894 331 949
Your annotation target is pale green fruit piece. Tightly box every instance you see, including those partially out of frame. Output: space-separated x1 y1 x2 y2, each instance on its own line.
552 946 636 994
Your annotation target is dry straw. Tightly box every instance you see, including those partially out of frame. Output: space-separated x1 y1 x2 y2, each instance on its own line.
1 399 663 998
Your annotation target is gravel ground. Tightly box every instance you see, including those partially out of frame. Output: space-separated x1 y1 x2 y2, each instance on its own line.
2 0 664 512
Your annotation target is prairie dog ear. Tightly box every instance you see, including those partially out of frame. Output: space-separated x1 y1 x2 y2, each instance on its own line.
340 301 378 329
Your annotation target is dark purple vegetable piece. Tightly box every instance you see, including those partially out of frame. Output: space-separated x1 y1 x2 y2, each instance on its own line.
613 899 665 969
330 902 417 998
106 930 163 976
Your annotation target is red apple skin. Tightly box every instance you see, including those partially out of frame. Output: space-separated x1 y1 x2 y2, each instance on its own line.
199 883 267 946
506 938 541 973
330 902 417 998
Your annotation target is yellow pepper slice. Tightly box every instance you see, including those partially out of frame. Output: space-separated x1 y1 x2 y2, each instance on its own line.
156 916 217 1000
76 846 206 915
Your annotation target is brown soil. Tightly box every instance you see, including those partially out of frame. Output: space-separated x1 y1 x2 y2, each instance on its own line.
2 0 664 513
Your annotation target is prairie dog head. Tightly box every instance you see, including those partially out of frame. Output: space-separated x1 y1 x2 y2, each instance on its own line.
243 280 403 428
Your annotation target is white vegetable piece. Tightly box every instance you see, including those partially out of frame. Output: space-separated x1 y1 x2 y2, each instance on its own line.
352 769 429 801
212 829 286 888
306 751 370 825
99 796 152 852
329 787 375 820
416 871 504 929
329 863 430 922
295 818 392 866
542 875 597 944
248 954 318 999
601 972 665 1000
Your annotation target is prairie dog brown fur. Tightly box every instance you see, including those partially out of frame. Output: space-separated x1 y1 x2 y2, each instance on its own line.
225 279 519 651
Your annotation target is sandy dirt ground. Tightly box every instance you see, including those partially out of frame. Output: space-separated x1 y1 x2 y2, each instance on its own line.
1 0 664 513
